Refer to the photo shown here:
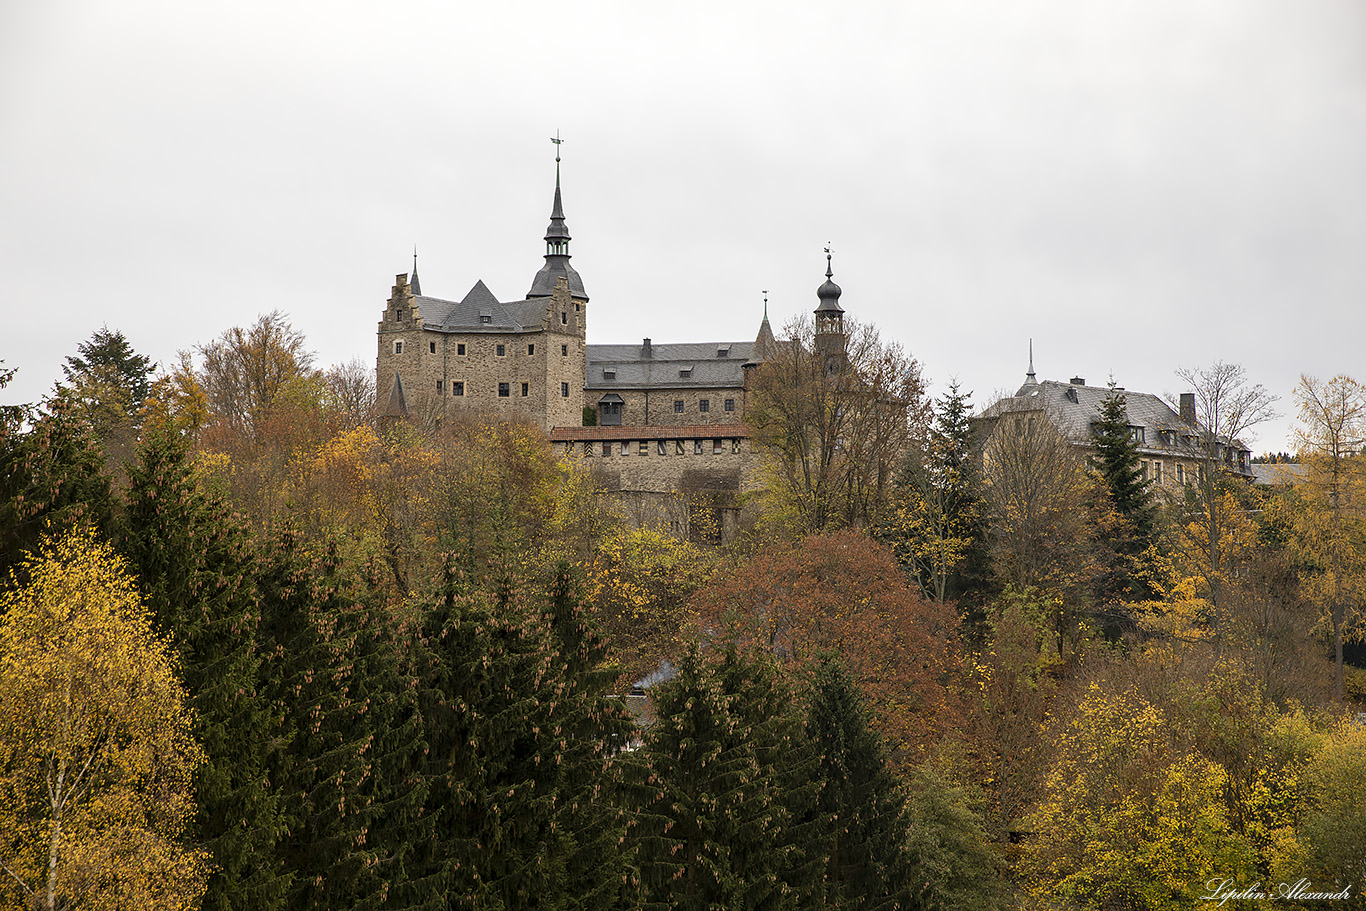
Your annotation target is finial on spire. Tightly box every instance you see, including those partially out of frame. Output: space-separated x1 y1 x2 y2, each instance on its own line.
824 244 833 279
551 130 564 186
762 290 768 321
1025 339 1037 385
410 245 422 296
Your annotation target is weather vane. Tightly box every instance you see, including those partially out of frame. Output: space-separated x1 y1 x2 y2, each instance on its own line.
551 130 564 162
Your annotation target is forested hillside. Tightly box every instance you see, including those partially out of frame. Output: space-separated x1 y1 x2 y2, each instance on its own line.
1 319 1362 910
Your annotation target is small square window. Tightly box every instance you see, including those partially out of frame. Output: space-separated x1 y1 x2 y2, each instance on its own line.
674 400 684 413
724 398 735 412
602 441 612 456
561 345 568 356
676 440 685 455
657 440 667 455
394 341 403 355
694 440 703 455
480 315 491 324
521 382 529 397
429 341 437 354
453 381 464 396
457 343 467 355
561 382 570 397
498 382 510 397
603 369 616 380
713 439 723 454
528 344 535 355
496 344 506 357
699 399 710 413
732 439 741 453
639 441 649 455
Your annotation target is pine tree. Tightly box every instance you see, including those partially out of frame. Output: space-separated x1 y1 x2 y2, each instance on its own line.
256 530 431 911
804 655 916 910
542 563 638 911
1089 380 1159 606
120 420 288 911
635 644 821 911
880 382 990 638
60 325 156 408
415 558 568 910
0 398 114 579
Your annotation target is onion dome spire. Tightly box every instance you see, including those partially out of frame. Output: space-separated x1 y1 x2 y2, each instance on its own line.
528 131 586 299
815 248 844 315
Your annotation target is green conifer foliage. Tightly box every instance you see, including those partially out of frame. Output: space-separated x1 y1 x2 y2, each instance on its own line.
804 655 916 910
635 644 821 911
1089 381 1160 605
256 532 428 911
880 382 991 636
120 419 288 911
0 401 113 578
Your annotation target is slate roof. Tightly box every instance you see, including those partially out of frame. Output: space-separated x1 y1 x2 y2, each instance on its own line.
416 281 552 334
979 378 1253 471
586 341 756 389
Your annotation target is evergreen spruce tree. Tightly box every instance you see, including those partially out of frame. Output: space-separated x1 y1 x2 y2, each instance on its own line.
415 557 569 910
1089 381 1160 606
60 325 156 408
635 644 821 911
542 563 638 911
804 655 917 911
119 419 289 911
880 382 991 639
256 531 430 911
0 398 114 580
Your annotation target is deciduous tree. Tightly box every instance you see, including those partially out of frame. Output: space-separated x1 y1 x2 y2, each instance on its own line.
1288 373 1366 702
747 315 928 533
1167 361 1277 642
0 528 209 911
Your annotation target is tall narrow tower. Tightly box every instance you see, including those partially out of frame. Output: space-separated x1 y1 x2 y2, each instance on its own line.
813 248 845 368
527 135 587 300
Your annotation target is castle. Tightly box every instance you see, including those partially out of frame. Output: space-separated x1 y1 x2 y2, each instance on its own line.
375 152 845 542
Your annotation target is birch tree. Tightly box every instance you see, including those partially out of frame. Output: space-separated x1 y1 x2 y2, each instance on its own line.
0 528 208 911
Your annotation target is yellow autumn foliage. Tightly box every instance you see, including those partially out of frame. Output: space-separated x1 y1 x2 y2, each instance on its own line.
0 528 208 911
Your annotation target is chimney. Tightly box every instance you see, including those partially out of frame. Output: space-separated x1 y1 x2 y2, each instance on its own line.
1180 392 1196 425
1070 376 1085 386
642 338 652 358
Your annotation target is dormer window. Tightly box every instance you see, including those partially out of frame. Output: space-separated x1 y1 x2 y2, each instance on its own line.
603 369 616 380
717 346 730 358
679 367 693 378
1131 426 1145 444
480 314 492 324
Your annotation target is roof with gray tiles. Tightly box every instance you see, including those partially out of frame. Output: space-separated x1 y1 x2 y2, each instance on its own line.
586 341 757 389
979 378 1252 465
416 281 553 334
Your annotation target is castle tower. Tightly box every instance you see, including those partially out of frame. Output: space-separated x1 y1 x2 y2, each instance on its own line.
813 249 845 368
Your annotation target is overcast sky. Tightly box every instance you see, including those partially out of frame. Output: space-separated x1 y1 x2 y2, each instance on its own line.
3 0 1362 452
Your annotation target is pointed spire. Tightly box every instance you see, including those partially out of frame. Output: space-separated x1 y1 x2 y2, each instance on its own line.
1025 339 1037 385
410 246 421 296
529 132 586 299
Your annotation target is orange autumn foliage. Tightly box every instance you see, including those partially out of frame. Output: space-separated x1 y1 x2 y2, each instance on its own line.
692 530 964 770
